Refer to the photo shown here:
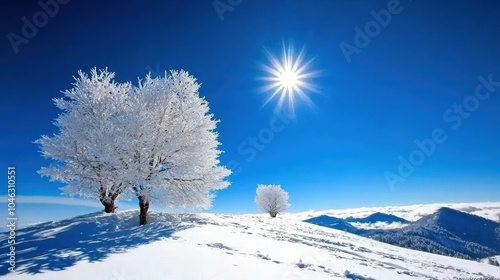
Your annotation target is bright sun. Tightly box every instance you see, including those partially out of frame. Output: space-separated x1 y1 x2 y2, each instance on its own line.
262 43 318 113
279 68 299 92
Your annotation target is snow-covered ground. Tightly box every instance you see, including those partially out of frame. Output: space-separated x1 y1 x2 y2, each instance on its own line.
2 210 499 280
481 255 500 265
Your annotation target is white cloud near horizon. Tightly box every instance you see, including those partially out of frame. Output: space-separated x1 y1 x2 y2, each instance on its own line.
0 195 118 208
0 195 205 213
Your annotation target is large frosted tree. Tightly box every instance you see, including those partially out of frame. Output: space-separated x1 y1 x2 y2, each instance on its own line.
37 69 132 213
120 71 231 225
255 184 290 217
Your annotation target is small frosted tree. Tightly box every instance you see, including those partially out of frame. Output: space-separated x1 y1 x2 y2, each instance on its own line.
255 184 290 217
37 69 132 213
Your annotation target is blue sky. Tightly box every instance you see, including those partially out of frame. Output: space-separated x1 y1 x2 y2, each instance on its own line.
1 0 500 222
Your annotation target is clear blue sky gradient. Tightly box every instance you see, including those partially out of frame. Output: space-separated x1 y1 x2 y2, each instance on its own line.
1 0 499 214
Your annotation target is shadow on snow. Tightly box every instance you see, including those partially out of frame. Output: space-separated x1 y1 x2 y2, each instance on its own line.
0 211 206 275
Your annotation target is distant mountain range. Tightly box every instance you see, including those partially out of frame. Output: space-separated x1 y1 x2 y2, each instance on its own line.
344 212 410 224
304 207 500 260
304 215 362 234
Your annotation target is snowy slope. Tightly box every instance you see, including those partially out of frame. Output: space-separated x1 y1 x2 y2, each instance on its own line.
2 211 500 280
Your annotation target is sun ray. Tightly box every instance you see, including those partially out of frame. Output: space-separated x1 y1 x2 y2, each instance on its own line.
260 42 318 114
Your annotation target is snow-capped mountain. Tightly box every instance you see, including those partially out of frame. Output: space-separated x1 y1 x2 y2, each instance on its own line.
2 210 500 279
303 215 362 234
369 207 500 259
304 207 500 261
287 201 500 223
414 207 500 250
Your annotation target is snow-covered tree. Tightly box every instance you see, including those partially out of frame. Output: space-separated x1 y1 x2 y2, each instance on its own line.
255 184 290 217
37 69 132 213
37 68 230 223
112 70 231 225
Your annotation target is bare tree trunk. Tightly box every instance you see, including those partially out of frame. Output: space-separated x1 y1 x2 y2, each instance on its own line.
99 183 122 213
101 199 117 213
270 211 277 218
139 196 150 225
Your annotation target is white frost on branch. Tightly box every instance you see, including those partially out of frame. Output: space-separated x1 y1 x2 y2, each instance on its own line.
120 70 231 208
37 68 132 201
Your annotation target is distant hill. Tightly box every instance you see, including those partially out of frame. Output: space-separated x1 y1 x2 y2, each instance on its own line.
370 207 500 259
344 212 410 224
414 207 500 251
304 215 363 234
304 207 500 260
